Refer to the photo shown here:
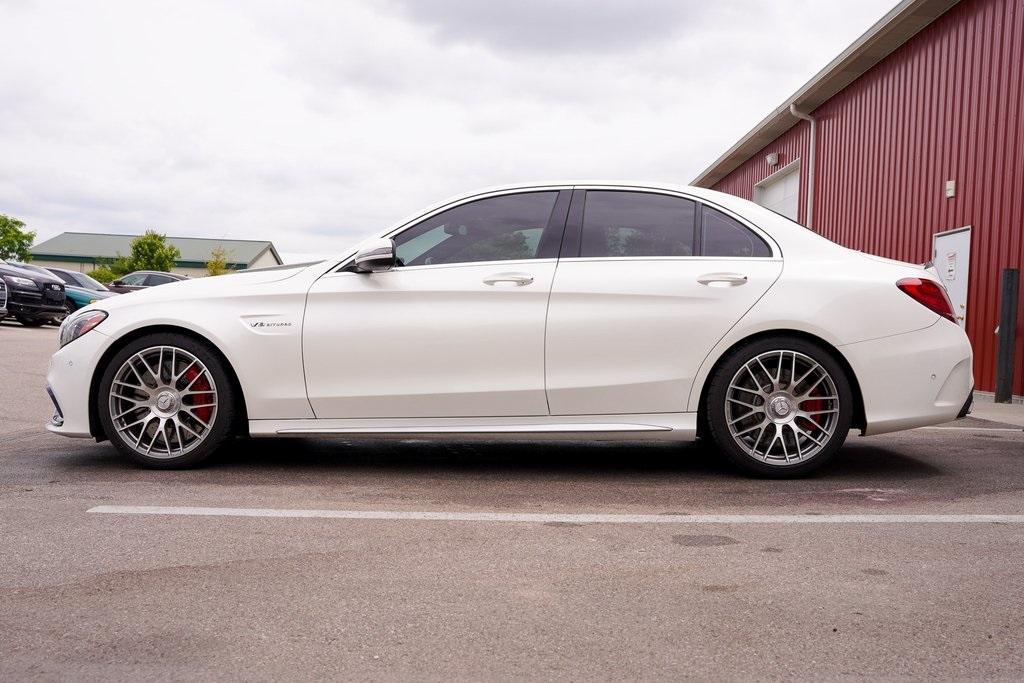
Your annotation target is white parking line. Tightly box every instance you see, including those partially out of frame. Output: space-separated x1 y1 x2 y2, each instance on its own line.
920 426 1023 432
88 505 1024 524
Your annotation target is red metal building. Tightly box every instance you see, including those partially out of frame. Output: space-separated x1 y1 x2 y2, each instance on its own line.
694 0 1023 399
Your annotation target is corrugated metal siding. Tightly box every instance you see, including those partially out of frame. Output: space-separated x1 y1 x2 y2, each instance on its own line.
713 0 1024 395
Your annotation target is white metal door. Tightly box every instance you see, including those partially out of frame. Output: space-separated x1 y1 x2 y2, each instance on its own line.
545 258 783 415
754 162 800 221
932 226 971 328
303 261 556 418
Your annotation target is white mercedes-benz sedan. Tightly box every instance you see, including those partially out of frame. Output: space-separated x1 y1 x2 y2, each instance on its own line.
46 183 973 476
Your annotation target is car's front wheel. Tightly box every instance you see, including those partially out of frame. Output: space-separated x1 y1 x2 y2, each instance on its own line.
705 336 853 477
97 333 235 468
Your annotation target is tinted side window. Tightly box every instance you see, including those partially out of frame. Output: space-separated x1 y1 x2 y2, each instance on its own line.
145 274 176 286
51 270 76 285
394 192 558 267
701 206 771 257
580 191 695 258
121 273 148 285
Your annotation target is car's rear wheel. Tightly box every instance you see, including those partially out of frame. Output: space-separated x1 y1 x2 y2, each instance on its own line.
705 336 853 477
97 333 235 468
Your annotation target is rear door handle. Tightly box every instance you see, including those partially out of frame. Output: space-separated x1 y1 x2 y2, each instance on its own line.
697 272 748 287
483 272 534 287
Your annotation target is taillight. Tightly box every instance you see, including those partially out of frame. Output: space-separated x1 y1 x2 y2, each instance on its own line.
896 278 956 323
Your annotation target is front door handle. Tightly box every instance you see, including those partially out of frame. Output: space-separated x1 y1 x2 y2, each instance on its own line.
483 272 534 287
697 272 748 287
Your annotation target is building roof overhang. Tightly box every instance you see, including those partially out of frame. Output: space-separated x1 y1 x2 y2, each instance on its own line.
691 0 960 188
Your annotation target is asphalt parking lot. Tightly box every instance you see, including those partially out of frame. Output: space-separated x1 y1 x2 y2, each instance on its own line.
2 320 1024 680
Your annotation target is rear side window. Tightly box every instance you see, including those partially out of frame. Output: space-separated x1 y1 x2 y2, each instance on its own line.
701 205 771 257
580 191 695 258
394 192 559 267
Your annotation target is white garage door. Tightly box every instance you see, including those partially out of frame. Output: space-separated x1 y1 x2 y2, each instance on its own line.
754 162 800 221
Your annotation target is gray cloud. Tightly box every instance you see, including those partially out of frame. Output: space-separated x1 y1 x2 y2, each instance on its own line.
386 0 720 55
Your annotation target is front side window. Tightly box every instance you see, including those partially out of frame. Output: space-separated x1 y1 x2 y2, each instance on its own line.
121 273 148 286
701 205 771 257
393 192 558 267
580 191 695 258
145 274 176 286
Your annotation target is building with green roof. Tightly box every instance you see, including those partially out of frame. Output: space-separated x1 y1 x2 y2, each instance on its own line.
30 232 283 277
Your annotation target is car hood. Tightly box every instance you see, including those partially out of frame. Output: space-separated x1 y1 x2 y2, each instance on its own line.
0 262 64 284
91 263 320 312
66 285 117 299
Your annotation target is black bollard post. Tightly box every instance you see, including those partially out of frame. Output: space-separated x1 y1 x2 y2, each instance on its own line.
994 268 1019 403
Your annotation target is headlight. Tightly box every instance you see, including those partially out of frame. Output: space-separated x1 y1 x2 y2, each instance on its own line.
59 310 107 348
5 275 35 287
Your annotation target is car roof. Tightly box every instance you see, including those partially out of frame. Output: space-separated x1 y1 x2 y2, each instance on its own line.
128 270 187 278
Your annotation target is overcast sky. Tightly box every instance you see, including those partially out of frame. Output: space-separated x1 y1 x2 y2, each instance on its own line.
1 0 897 262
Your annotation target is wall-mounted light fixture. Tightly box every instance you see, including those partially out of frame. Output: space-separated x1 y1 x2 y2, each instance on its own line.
765 152 779 167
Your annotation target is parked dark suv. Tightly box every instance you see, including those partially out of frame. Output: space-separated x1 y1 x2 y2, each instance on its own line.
0 261 66 326
107 270 189 294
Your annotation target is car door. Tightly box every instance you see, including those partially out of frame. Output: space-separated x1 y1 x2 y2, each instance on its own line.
303 189 570 419
545 189 783 415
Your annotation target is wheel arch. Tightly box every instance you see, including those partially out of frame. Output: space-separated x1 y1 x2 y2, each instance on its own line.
695 329 866 437
88 324 250 441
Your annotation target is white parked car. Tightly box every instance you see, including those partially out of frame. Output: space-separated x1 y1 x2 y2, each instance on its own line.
47 183 973 476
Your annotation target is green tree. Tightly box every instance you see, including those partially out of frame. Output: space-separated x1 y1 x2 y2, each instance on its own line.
206 246 230 276
88 265 118 284
0 214 36 261
126 230 180 272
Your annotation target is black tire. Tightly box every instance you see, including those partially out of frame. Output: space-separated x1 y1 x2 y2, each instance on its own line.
705 336 853 478
97 332 236 468
16 316 46 327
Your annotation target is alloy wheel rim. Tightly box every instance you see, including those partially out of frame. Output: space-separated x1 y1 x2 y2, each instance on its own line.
108 346 218 458
725 350 840 465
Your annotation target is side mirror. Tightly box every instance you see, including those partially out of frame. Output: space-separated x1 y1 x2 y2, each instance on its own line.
111 280 123 286
354 238 397 273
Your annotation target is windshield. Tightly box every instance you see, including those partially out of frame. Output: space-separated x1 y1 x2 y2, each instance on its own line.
76 272 107 290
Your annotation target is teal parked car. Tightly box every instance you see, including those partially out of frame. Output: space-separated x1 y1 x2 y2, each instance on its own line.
43 267 119 312
64 284 117 312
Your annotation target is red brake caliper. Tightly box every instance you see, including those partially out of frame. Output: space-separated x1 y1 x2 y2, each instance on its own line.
183 367 213 423
801 398 825 431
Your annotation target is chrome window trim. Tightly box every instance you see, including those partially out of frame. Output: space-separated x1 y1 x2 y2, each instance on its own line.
326 183 783 275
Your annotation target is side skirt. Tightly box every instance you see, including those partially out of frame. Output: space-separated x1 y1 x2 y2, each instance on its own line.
248 413 697 442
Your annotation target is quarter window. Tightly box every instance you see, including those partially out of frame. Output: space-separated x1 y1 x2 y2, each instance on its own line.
580 191 695 258
701 205 771 257
394 192 559 267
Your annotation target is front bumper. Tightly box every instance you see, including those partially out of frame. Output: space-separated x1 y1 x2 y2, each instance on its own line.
46 328 112 438
842 319 974 436
7 289 65 319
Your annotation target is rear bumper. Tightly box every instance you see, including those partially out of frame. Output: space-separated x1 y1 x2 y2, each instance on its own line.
841 319 974 436
958 389 974 418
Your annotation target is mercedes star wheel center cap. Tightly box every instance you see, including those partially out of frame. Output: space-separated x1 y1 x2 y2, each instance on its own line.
156 391 177 412
770 396 792 418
